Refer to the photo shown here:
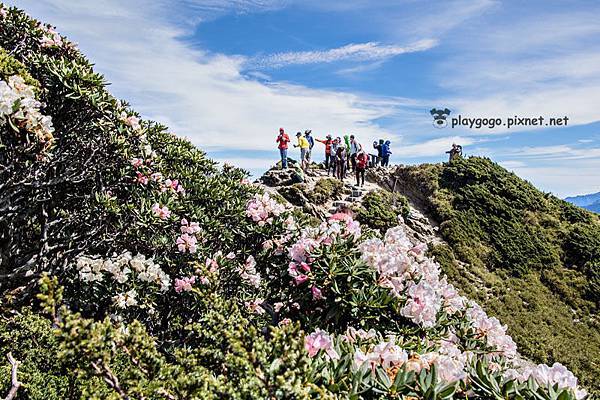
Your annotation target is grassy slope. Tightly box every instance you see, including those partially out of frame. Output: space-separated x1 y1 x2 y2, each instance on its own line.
398 157 600 392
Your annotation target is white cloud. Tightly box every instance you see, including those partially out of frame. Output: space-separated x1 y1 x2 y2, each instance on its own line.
8 0 408 154
506 162 600 198
393 136 475 158
247 39 438 69
499 160 526 169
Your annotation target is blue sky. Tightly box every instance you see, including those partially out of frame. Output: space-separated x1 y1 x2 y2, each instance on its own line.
7 0 600 197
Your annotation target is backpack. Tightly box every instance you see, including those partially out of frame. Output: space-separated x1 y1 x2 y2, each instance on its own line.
357 153 368 169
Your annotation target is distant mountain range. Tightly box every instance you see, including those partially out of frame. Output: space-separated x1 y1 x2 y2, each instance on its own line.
565 191 600 213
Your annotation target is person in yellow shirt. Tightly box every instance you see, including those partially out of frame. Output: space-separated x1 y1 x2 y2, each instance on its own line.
294 131 310 171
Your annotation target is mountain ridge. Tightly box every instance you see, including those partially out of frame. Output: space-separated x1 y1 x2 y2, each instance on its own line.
565 192 600 213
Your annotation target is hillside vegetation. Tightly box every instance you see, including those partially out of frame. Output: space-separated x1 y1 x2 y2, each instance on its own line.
393 157 600 392
0 5 594 399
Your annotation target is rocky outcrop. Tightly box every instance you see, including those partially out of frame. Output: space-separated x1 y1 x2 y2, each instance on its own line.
259 165 445 248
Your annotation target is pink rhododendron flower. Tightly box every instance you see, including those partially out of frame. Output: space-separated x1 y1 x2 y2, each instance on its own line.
274 302 284 312
136 171 149 185
279 318 292 326
205 257 219 273
343 327 376 343
401 280 442 328
246 193 285 225
180 219 201 235
330 212 352 222
174 276 195 293
304 329 339 360
199 276 210 285
130 157 144 168
294 274 309 285
176 233 197 253
40 26 63 48
311 286 324 300
245 298 265 314
300 262 311 272
151 203 171 220
237 255 261 287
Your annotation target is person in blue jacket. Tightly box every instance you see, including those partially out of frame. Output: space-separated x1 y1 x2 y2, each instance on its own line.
381 140 392 167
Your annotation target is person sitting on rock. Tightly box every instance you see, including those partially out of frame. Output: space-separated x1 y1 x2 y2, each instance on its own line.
316 134 333 172
355 150 368 187
294 131 310 171
335 145 347 181
275 128 290 169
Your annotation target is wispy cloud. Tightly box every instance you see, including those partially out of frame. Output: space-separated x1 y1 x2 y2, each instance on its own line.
246 39 438 69
506 145 600 161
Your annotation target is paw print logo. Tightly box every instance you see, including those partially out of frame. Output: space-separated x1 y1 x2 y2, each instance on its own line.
430 108 451 129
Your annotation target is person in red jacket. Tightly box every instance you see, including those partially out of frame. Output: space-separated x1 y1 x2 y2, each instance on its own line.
276 128 290 169
316 134 333 173
355 150 368 187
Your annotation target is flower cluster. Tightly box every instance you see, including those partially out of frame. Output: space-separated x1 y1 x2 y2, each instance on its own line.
466 302 517 358
305 329 339 360
130 156 185 194
76 252 170 292
245 298 265 314
176 218 202 253
113 289 138 309
0 75 55 147
174 276 195 293
39 25 63 48
151 203 171 219
285 215 362 298
504 362 587 399
359 227 466 328
237 256 262 287
246 193 285 225
120 112 142 132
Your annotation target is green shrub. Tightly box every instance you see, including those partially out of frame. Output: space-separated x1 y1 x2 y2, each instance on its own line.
354 190 410 232
308 178 344 205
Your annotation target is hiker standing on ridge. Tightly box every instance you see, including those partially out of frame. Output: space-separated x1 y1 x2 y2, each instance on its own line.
316 134 333 173
294 131 310 171
446 143 463 162
343 135 351 173
349 135 362 172
304 130 314 163
381 140 392 167
335 144 347 181
356 150 368 187
276 128 290 169
373 139 384 166
330 137 341 177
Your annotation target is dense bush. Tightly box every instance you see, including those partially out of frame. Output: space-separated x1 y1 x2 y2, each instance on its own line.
0 5 593 399
309 178 344 205
354 189 410 233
